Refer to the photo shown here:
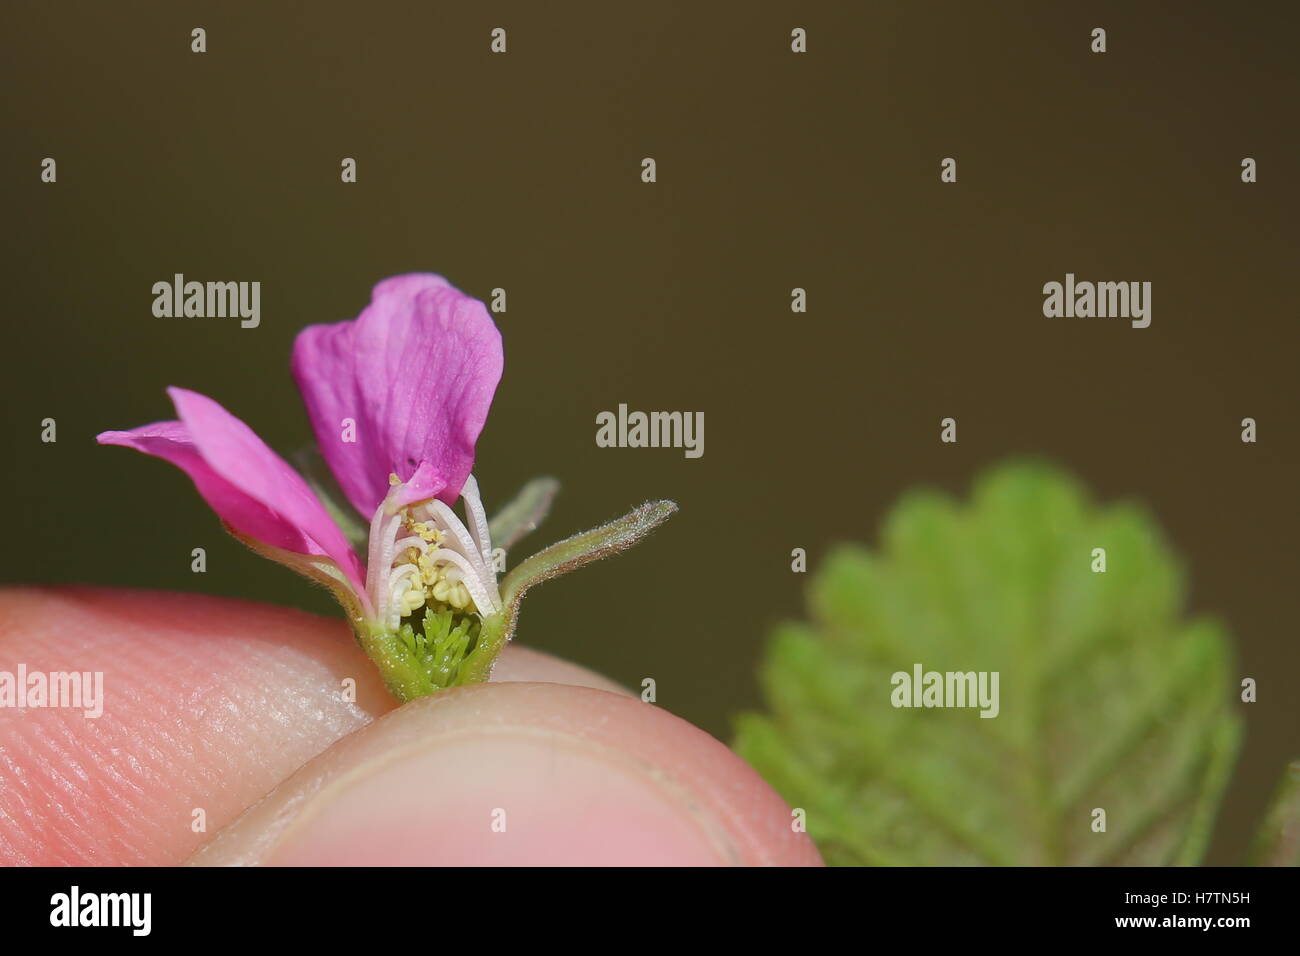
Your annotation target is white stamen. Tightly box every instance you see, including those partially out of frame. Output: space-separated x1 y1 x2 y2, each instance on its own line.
388 562 421 590
385 561 423 629
420 499 499 602
424 547 499 616
365 477 504 628
366 503 405 626
460 474 494 566
393 536 429 556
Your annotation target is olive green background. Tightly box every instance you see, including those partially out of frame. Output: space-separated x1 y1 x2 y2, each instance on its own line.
2 1 1296 864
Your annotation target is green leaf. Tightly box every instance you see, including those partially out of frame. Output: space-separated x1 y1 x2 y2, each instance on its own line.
1248 760 1300 865
488 476 561 552
734 460 1241 866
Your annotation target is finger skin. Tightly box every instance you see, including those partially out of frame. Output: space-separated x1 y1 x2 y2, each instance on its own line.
0 587 393 865
0 587 821 866
189 682 823 866
485 643 633 697
0 588 619 865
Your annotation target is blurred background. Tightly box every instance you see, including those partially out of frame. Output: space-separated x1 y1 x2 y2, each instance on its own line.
1 1 1296 863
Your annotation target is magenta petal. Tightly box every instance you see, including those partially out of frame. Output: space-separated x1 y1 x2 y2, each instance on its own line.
97 391 366 598
165 388 366 592
292 274 504 519
97 421 320 554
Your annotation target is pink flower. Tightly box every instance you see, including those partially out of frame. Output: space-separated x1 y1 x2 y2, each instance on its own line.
100 272 676 702
99 274 504 633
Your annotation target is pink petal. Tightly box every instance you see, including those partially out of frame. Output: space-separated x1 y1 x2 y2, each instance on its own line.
292 274 504 519
97 421 315 553
97 391 366 598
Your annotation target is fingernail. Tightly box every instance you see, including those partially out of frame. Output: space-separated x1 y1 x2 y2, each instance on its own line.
269 730 729 865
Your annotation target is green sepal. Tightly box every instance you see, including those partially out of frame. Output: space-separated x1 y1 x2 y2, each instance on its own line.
488 476 561 552
456 499 678 685
226 526 368 625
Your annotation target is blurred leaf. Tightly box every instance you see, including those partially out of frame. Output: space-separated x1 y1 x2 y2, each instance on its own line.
1248 760 1300 865
734 461 1241 865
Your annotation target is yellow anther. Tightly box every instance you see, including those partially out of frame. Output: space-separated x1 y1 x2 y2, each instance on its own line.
398 587 426 616
389 473 402 487
409 520 444 544
386 511 484 618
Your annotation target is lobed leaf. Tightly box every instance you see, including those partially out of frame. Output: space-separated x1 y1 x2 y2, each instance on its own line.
735 461 1242 865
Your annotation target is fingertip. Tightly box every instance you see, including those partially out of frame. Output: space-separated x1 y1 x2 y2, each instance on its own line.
191 682 823 867
488 643 634 696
